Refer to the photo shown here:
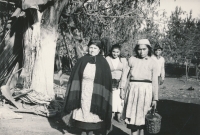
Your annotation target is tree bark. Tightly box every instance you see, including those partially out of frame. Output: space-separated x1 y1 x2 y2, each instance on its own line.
22 9 40 88
29 0 68 98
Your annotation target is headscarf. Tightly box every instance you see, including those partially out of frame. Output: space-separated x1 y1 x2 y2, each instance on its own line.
88 38 102 49
134 39 152 57
137 39 151 47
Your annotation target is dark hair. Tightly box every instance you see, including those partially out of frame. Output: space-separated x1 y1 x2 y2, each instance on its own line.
154 47 163 51
134 44 152 57
109 44 123 62
109 43 121 56
154 43 163 51
154 48 163 53
88 39 102 48
87 39 102 54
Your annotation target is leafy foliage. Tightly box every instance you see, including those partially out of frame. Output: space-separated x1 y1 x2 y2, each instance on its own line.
59 0 163 57
2 0 200 64
165 7 200 63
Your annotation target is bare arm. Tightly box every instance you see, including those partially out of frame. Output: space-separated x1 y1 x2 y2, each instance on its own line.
152 61 159 101
161 57 165 81
119 58 129 89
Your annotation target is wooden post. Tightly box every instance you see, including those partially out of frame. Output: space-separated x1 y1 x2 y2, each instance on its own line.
185 62 188 81
196 63 199 81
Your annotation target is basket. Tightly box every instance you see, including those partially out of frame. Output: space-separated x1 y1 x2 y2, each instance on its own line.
145 109 162 134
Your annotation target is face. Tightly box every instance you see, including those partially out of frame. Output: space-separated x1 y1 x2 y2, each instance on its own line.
137 44 149 58
154 49 162 56
112 48 120 59
88 44 100 56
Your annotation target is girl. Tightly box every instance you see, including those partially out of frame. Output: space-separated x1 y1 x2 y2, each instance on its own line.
122 39 158 135
106 44 128 122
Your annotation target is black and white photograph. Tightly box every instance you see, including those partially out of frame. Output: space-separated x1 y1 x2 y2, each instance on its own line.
0 0 200 135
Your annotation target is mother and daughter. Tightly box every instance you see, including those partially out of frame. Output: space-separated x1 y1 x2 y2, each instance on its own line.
62 38 159 135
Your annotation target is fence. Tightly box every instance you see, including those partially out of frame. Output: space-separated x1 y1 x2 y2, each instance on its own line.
165 63 197 77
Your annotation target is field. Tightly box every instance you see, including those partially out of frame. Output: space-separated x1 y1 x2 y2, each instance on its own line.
0 75 200 135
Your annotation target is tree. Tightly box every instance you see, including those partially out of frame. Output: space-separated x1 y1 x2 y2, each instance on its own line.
64 0 164 56
164 6 200 79
1 0 71 98
1 0 164 100
166 6 200 62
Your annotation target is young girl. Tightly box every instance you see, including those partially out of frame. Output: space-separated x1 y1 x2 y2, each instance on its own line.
106 44 128 122
122 39 158 135
152 43 165 85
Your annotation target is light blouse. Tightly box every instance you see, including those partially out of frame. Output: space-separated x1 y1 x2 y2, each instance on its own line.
128 56 159 100
106 56 129 89
151 55 165 80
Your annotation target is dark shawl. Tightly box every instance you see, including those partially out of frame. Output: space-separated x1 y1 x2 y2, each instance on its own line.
62 54 112 131
101 37 111 57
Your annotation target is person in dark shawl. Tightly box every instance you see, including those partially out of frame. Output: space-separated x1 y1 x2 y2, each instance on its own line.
62 39 112 135
101 37 112 57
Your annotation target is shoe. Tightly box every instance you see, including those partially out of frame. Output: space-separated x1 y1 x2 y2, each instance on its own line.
117 118 124 123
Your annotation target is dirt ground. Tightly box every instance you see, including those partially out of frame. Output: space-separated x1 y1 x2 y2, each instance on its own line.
0 76 200 135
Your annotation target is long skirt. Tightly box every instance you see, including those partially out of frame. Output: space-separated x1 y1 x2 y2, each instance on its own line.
112 88 124 113
122 82 152 126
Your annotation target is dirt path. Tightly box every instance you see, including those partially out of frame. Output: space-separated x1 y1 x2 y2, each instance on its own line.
0 77 200 135
159 76 200 104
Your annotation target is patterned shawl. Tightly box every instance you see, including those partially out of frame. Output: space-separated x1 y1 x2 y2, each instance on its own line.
62 54 112 131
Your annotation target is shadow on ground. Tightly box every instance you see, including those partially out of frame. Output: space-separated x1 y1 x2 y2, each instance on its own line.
47 113 81 135
148 100 200 135
46 99 200 135
47 115 128 135
107 125 128 135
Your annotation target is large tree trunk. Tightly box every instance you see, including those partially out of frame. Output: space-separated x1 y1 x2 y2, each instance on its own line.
23 0 68 98
30 26 57 97
0 0 87 100
21 9 40 88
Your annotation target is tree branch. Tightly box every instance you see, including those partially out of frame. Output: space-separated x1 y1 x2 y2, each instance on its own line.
84 9 143 18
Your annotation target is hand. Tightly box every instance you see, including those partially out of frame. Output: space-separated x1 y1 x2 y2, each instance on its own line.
6 24 11 30
120 88 125 100
160 79 164 85
121 100 124 106
151 100 157 110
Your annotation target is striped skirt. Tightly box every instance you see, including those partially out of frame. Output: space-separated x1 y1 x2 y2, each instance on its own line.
122 82 152 126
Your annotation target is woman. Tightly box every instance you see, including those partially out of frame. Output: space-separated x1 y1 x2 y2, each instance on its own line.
62 39 112 135
106 44 128 122
122 39 158 135
101 37 112 57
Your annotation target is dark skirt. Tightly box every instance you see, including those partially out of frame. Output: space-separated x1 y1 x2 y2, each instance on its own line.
73 120 105 130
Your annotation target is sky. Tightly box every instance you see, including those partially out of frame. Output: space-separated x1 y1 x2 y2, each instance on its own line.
159 0 200 19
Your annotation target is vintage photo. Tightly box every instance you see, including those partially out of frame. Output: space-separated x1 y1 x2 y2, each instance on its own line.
0 0 200 135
